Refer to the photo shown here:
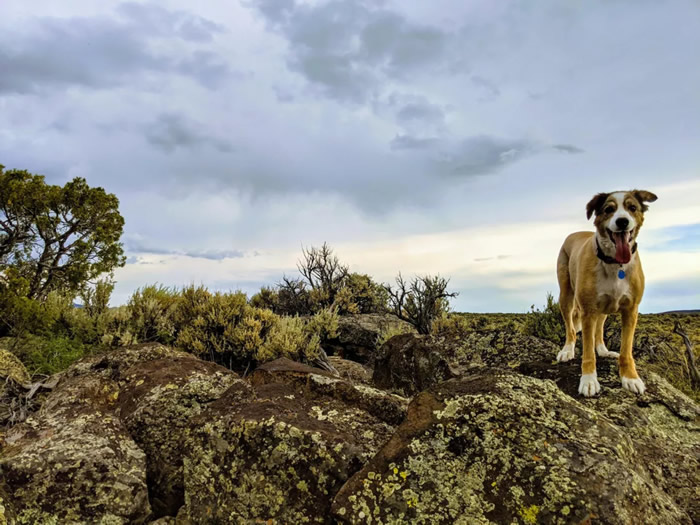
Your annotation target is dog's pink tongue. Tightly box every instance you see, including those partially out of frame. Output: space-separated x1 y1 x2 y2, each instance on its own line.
613 232 632 263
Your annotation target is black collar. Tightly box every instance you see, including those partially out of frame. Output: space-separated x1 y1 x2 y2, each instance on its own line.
596 237 637 265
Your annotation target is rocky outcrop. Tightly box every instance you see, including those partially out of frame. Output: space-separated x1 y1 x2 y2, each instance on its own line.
373 333 457 395
0 373 151 524
333 370 699 524
325 314 415 363
117 355 243 518
0 334 698 524
178 358 407 523
0 343 242 524
328 355 373 385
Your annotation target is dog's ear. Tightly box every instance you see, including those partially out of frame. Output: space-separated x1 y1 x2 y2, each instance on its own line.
632 190 658 212
586 192 609 220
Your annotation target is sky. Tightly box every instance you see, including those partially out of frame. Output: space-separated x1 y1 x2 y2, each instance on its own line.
1 0 699 313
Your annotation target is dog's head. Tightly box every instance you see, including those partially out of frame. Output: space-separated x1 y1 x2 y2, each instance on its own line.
586 190 657 264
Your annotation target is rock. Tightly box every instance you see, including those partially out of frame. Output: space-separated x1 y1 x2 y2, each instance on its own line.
0 482 15 525
118 356 244 519
328 355 373 385
325 314 415 364
178 357 406 523
0 343 244 523
333 370 697 524
447 330 560 370
0 348 30 385
0 373 151 524
373 333 458 396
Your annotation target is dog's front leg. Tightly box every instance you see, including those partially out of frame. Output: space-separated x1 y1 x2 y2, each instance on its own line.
619 306 645 394
579 314 601 396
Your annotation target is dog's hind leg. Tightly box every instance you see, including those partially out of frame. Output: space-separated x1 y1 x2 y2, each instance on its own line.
556 249 577 362
595 314 619 358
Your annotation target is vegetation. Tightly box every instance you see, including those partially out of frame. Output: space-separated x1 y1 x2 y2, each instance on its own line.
522 292 566 346
385 274 458 334
0 169 695 403
0 165 125 301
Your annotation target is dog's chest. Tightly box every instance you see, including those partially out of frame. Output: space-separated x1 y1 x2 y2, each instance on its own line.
595 267 633 312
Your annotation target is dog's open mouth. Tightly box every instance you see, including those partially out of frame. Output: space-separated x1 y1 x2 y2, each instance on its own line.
607 228 634 264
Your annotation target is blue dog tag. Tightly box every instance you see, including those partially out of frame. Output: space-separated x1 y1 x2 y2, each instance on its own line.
618 269 626 279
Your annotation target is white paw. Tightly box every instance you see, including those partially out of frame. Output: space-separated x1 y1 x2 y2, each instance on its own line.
596 344 619 359
557 343 575 362
621 376 646 395
578 373 601 397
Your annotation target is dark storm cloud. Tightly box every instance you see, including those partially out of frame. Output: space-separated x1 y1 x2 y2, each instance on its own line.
144 113 234 153
0 5 229 94
553 144 585 154
249 0 452 103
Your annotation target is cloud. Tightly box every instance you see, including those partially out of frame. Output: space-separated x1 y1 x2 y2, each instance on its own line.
116 2 226 43
471 75 500 99
124 236 247 260
553 144 585 154
144 113 234 153
390 134 441 151
391 134 540 176
248 0 453 103
0 7 229 94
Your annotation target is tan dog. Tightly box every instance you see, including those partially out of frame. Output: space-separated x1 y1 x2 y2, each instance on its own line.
556 190 657 396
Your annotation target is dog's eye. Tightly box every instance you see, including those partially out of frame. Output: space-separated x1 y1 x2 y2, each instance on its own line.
605 206 615 214
629 205 637 212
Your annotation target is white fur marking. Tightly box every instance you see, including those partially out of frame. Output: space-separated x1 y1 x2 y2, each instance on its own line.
557 343 575 362
609 192 637 232
621 376 646 395
578 373 601 397
596 343 619 358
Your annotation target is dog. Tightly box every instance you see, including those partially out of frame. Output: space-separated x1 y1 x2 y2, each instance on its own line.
556 190 657 397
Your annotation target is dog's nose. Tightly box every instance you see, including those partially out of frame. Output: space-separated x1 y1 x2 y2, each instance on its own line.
616 217 629 230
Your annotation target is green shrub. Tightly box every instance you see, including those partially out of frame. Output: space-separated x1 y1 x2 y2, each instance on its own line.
128 284 179 344
249 286 280 312
173 285 249 367
335 273 389 314
99 306 136 347
256 316 320 364
523 292 566 346
14 334 90 376
304 307 339 343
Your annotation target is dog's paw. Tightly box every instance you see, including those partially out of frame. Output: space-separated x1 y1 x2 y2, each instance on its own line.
596 344 619 358
578 373 601 397
557 343 575 362
621 376 646 395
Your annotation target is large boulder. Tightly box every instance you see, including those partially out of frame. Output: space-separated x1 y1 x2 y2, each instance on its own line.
333 370 698 524
178 358 408 523
117 355 244 518
0 343 244 523
325 314 415 363
0 373 151 524
373 333 457 396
